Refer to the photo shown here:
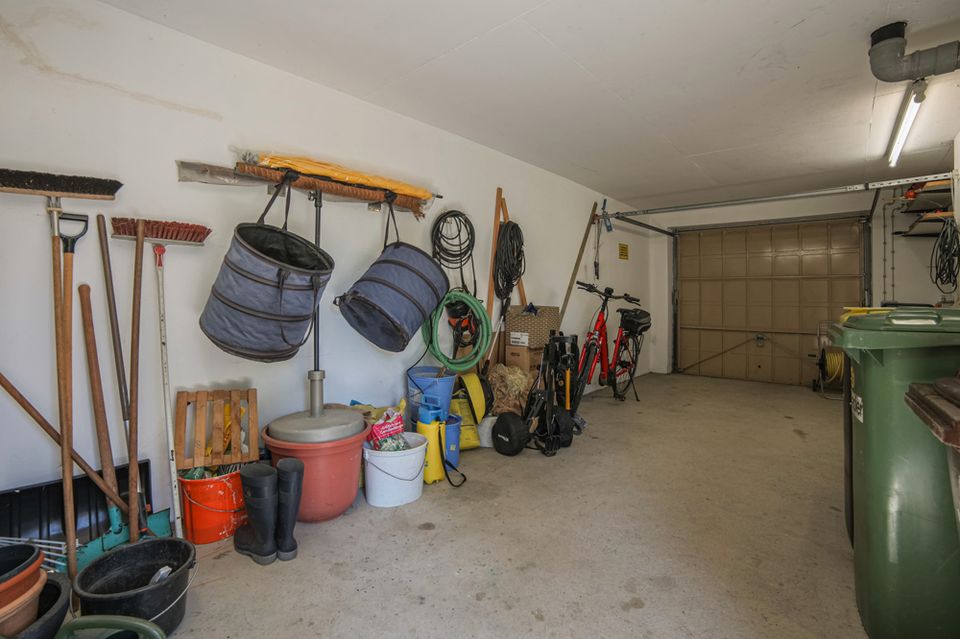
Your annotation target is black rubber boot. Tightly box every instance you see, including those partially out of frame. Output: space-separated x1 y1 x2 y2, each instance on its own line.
275 458 304 561
234 463 278 565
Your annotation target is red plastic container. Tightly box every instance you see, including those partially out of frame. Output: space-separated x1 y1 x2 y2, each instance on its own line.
263 425 370 522
179 470 247 544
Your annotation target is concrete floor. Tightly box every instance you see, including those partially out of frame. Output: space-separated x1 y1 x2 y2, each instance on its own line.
178 374 865 638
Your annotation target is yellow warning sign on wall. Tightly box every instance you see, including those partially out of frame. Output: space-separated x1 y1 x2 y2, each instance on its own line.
618 243 629 260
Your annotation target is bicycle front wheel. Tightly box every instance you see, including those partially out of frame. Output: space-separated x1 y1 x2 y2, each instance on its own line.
612 335 639 400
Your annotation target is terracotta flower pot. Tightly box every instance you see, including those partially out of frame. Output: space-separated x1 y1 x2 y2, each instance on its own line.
0 568 47 636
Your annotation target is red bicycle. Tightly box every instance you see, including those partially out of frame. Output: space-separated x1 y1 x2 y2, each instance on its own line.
576 281 651 401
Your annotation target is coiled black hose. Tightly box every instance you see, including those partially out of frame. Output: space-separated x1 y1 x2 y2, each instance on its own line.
431 210 479 349
431 210 476 296
931 217 960 294
494 221 525 319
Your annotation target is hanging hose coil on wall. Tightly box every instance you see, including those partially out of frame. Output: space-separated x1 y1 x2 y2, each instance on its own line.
431 210 480 350
422 291 492 372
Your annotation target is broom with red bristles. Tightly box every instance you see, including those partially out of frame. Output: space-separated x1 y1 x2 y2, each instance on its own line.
111 217 211 538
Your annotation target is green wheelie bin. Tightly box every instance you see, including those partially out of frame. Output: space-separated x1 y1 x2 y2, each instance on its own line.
831 308 960 639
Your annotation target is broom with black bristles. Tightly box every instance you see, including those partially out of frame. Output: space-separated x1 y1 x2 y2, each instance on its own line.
111 216 211 539
0 167 122 580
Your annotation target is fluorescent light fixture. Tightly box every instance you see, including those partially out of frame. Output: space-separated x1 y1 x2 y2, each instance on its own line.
887 79 926 168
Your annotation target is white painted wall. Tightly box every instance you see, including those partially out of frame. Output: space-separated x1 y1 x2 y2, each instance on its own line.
0 1 648 503
637 186 953 373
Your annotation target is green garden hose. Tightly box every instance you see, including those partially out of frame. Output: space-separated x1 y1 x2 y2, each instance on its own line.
422 291 491 372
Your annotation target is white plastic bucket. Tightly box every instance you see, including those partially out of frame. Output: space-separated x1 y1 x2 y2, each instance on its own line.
477 416 497 448
363 432 428 507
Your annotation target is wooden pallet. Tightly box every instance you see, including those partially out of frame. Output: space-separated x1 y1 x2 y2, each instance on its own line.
174 389 259 470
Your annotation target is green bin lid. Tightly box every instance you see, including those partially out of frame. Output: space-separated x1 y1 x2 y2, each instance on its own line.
843 307 960 332
831 307 960 351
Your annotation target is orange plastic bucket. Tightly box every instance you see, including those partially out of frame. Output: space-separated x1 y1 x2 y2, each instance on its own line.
178 470 247 544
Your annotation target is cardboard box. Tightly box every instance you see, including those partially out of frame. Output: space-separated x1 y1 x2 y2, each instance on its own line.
504 345 544 371
505 305 560 349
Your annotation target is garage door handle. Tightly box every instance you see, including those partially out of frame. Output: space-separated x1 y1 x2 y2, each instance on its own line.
885 309 942 326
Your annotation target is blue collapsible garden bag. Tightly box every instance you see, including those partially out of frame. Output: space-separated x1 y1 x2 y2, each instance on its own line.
336 198 448 352
200 173 334 362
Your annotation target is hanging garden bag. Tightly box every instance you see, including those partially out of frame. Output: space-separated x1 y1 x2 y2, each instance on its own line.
200 172 335 362
336 195 448 352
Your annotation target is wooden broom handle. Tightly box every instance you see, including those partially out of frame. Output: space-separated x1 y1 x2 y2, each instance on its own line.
97 214 130 422
79 284 119 495
60 247 78 580
0 372 128 513
127 219 144 540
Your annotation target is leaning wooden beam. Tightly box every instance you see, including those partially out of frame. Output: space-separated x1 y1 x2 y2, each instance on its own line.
0 372 129 514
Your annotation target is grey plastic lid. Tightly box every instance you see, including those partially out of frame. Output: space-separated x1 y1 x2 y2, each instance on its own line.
267 407 366 443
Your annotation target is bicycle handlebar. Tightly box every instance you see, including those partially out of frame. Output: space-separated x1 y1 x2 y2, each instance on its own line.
576 281 641 305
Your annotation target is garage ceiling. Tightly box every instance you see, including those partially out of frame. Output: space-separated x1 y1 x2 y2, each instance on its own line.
106 0 960 209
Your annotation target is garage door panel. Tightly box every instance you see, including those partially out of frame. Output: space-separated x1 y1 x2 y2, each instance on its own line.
772 280 799 305
723 229 747 254
772 306 800 332
747 228 772 253
701 281 723 303
801 224 829 250
801 306 830 332
723 255 747 277
700 231 723 255
701 305 723 327
679 303 699 326
831 222 861 248
831 278 860 305
678 233 699 257
701 255 723 275
773 225 800 251
774 254 801 276
700 330 723 352
680 280 700 302
723 352 748 379
748 280 772 305
773 333 800 354
801 253 828 276
679 256 699 277
747 255 773 276
724 305 747 328
831 252 860 275
800 279 829 304
723 280 746 303
676 218 864 385
747 306 772 330
747 354 772 382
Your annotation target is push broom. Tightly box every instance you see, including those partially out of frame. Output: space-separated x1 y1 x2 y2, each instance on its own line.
0 168 120 580
111 217 211 538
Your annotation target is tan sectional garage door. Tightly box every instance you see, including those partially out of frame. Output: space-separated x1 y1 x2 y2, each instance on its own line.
676 219 865 385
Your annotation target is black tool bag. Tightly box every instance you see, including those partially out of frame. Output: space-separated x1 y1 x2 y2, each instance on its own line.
200 172 334 362
492 412 529 456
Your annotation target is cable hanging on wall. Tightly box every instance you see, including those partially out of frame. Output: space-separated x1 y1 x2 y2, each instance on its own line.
931 217 960 294
431 210 480 352
493 220 525 321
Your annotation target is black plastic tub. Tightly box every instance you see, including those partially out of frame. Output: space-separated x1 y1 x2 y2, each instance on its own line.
15 571 70 639
73 538 196 636
0 544 40 583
